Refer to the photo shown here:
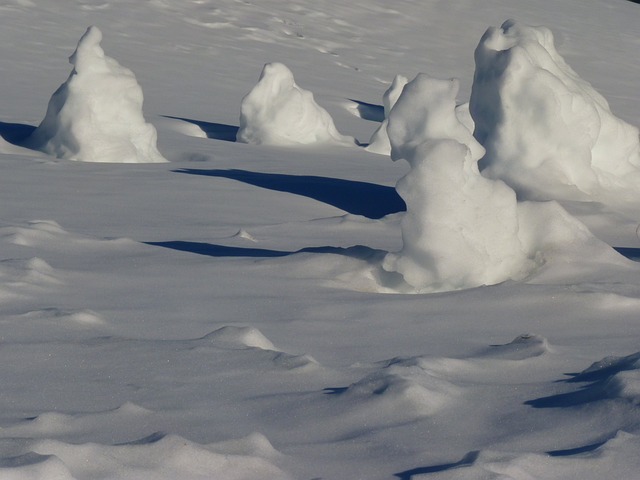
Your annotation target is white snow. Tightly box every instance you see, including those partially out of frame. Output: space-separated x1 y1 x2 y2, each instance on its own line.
366 74 408 155
381 73 623 292
25 26 166 163
471 19 640 209
1 1 640 479
237 62 354 146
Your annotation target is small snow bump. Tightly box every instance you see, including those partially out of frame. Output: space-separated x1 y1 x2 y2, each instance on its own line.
483 333 552 360
233 229 257 242
200 326 277 350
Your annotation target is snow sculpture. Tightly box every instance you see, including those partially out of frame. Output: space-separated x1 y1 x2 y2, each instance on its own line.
236 62 354 146
27 26 167 163
471 19 640 205
383 74 534 292
366 74 408 155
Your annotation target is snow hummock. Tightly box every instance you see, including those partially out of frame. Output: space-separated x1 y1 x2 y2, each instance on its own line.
200 326 276 350
26 26 167 163
425 431 640 480
381 73 625 293
236 62 355 146
471 19 640 207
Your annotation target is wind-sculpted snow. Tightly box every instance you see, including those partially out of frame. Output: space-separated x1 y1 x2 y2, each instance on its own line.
379 73 633 293
419 432 640 480
2 2 640 479
25 26 166 163
237 62 355 146
19 434 292 480
471 19 640 208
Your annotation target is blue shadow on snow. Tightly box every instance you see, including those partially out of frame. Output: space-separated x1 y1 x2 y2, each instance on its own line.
348 99 385 122
393 452 480 480
613 247 640 261
145 241 385 261
174 168 405 220
0 121 35 145
162 116 239 142
525 351 640 408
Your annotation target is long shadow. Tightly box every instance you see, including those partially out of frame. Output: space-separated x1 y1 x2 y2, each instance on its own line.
394 452 480 480
174 169 405 219
614 247 640 261
162 116 239 142
0 121 35 145
547 440 608 457
349 99 385 122
145 241 385 261
526 351 640 408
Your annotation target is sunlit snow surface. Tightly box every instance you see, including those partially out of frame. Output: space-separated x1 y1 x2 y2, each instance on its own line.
1 1 640 479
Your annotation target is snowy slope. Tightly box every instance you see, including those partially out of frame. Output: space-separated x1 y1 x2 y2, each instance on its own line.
1 1 640 479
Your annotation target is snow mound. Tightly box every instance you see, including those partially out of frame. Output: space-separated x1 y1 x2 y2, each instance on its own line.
380 73 626 293
482 334 552 360
236 62 354 146
366 74 408 155
199 326 276 350
209 432 281 460
270 351 319 371
2 403 152 438
334 364 461 422
21 257 62 285
25 26 167 163
425 431 640 480
19 434 292 480
382 74 534 292
1 219 136 251
0 257 62 301
471 19 640 206
0 453 76 480
572 351 640 404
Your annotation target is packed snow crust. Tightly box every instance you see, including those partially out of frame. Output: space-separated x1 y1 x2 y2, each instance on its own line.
26 26 166 163
1 1 640 479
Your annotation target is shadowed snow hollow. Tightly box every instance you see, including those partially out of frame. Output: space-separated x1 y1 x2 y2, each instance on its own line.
236 62 355 146
26 26 167 163
471 19 640 207
382 73 626 293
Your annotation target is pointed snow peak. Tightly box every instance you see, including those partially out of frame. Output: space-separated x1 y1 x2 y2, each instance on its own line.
69 26 107 74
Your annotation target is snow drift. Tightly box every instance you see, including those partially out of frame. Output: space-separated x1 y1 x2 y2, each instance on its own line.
236 62 354 146
470 19 640 206
26 26 167 163
382 73 623 293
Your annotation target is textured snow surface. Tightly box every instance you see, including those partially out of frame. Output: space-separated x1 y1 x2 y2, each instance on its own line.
1 1 640 479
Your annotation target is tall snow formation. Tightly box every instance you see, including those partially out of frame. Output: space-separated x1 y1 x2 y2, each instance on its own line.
471 19 640 206
236 62 354 146
383 74 533 291
366 74 408 155
26 26 167 163
382 74 620 293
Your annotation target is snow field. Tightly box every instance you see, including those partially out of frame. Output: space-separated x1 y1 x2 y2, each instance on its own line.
1 1 640 479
